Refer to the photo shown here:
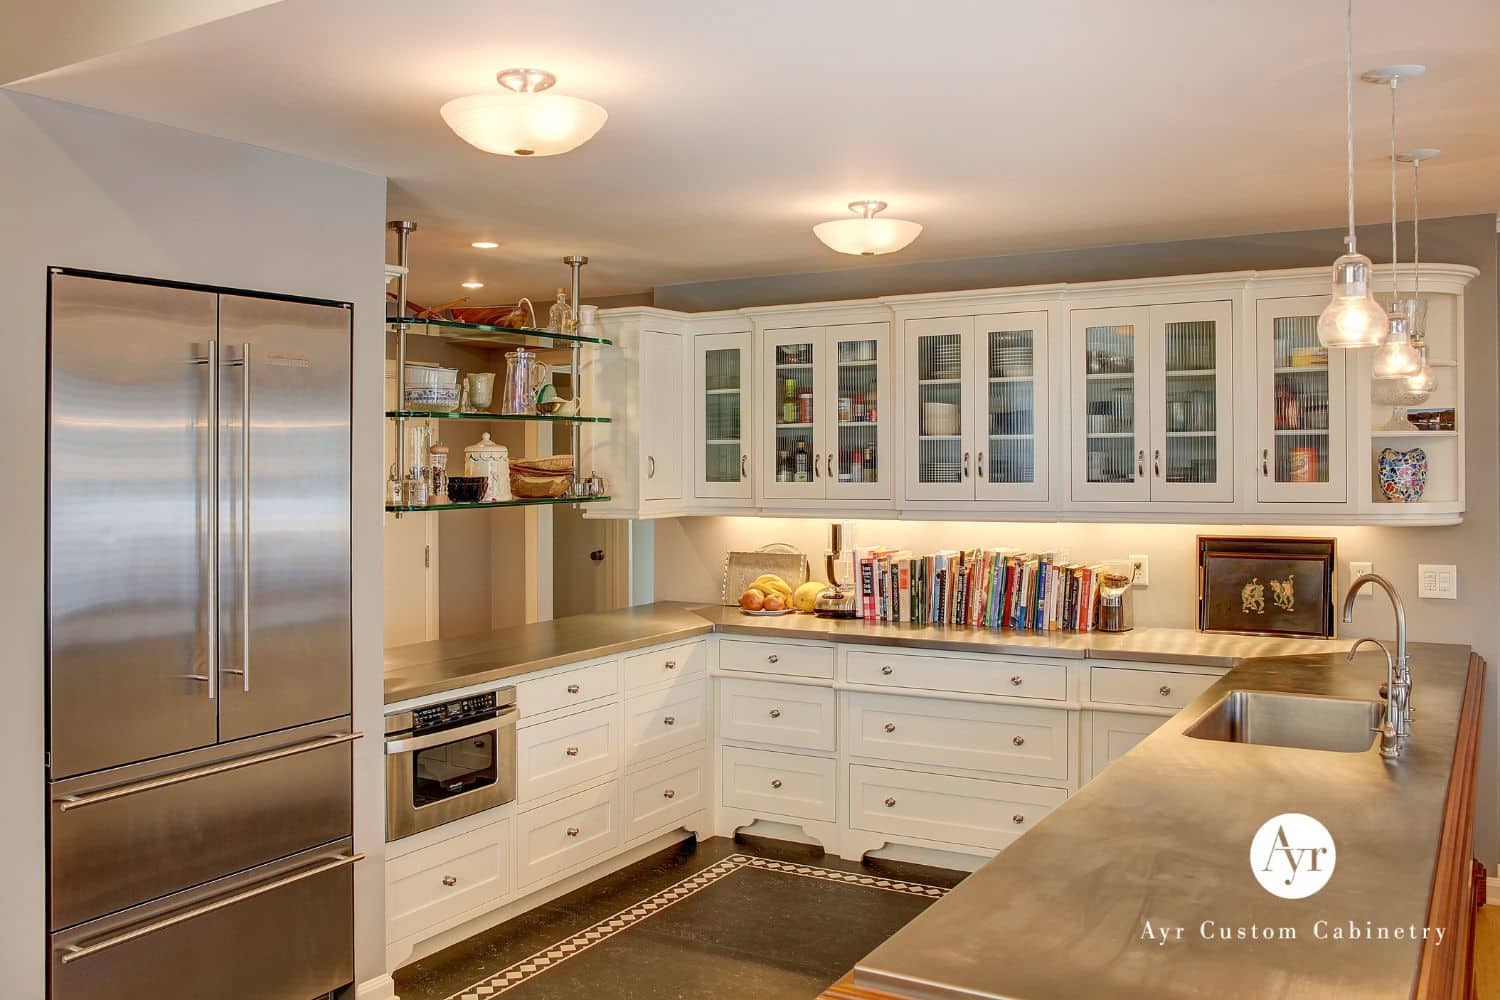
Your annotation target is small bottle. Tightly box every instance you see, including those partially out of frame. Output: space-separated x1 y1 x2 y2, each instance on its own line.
404 471 428 506
794 440 810 482
783 379 797 423
864 442 877 482
777 449 791 482
388 464 403 505
547 288 570 333
429 443 450 503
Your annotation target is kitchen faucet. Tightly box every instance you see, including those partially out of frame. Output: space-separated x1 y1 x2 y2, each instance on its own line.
1341 573 1412 751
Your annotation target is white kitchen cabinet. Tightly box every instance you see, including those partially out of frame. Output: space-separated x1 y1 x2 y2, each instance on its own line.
694 330 752 500
639 328 685 501
1254 294 1347 503
904 311 1053 503
760 322 892 503
1087 711 1164 782
1069 301 1233 504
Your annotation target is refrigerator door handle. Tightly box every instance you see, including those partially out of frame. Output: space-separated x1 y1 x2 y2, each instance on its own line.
53 731 363 812
191 340 219 700
221 343 252 693
57 851 364 965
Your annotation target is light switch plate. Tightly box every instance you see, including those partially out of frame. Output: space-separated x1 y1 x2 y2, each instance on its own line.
1418 564 1458 600
1349 562 1373 597
1128 555 1149 588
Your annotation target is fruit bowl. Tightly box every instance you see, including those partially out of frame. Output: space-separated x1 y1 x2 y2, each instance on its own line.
445 476 488 503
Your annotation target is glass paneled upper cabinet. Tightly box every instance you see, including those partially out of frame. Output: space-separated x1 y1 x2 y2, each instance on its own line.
1255 295 1346 502
1070 301 1233 503
904 311 1051 503
760 322 891 502
693 331 752 500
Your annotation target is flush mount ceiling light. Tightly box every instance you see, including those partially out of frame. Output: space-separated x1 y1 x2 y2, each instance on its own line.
471 240 500 249
1365 64 1424 378
813 200 923 256
1317 0 1388 349
441 68 607 157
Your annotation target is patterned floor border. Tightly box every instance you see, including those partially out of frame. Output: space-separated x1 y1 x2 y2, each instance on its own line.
441 854 950 1000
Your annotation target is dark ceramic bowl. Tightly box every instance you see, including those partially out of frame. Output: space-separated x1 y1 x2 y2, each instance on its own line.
446 476 488 503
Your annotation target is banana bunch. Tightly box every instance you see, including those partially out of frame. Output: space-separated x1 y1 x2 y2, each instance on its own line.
750 574 792 598
740 573 793 612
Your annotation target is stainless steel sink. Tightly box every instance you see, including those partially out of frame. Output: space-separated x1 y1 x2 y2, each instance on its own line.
1184 690 1383 753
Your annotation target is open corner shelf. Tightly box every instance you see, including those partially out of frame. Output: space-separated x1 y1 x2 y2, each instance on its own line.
387 316 612 350
386 410 611 424
385 495 612 513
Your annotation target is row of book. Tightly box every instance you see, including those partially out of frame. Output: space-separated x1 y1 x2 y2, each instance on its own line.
850 548 1109 632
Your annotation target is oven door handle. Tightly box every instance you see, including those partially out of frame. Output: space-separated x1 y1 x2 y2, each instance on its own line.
385 711 514 756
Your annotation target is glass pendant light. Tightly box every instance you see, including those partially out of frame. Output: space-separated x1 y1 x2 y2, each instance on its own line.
1318 0 1388 349
1396 149 1440 396
1365 65 1423 377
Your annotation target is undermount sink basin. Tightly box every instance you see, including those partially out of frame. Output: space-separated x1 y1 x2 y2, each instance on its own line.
1184 690 1383 753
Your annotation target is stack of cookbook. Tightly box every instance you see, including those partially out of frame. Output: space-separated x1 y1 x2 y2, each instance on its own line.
848 548 1105 632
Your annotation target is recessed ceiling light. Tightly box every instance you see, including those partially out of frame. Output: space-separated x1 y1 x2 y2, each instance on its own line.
461 281 484 289
471 241 499 249
440 68 607 157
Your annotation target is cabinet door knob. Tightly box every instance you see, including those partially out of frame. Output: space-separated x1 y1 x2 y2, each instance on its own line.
663 788 676 799
647 455 656 478
1012 735 1025 746
885 796 897 808
767 654 779 663
664 660 677 669
883 722 896 733
769 708 781 719
566 826 580 837
1159 685 1172 697
663 715 676 726
567 683 581 694
566 746 579 756
1012 814 1025 825
441 874 457 887
881 664 894 675
1010 675 1023 686
771 778 783 789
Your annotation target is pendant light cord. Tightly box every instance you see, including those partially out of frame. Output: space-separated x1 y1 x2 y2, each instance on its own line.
1412 159 1421 301
1345 0 1357 252
1389 78 1398 302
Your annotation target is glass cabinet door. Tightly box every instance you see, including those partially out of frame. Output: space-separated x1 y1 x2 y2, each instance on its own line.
974 311 1049 502
1255 295 1347 502
693 331 751 500
761 327 824 500
904 317 974 501
1148 301 1234 502
1070 307 1151 501
824 322 891 500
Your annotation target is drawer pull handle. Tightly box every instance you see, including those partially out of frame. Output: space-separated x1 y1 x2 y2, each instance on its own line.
567 684 581 694
1013 814 1025 825
441 874 457 887
665 660 678 669
1159 685 1172 697
881 665 893 676
566 746 579 756
771 778 783 789
767 654 780 664
663 788 676 799
883 722 896 733
566 827 580 837
769 708 781 719
1012 736 1025 746
663 715 676 726
885 796 897 808
1010 675 1023 686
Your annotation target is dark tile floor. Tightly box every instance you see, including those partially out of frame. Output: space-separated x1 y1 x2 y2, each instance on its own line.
394 834 967 1000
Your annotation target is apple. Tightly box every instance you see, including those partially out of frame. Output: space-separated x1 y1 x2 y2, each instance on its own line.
763 593 786 612
739 589 765 611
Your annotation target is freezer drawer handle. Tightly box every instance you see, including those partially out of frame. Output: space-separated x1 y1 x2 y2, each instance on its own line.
55 732 364 812
57 851 364 965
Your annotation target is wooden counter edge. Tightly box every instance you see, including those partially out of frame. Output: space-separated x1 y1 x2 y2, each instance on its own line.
1416 651 1486 1000
822 653 1489 1000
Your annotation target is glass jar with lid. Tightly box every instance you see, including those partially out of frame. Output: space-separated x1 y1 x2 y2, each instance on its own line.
464 432 512 502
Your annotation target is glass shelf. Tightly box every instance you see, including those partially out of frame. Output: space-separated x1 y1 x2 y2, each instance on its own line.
387 316 612 349
386 410 611 424
386 495 612 513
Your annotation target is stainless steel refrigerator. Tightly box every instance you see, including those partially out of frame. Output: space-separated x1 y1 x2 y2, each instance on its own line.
46 271 360 999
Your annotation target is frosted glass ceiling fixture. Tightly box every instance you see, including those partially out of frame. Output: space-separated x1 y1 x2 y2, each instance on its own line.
813 200 923 256
1317 0 1388 350
441 68 607 157
1363 64 1424 378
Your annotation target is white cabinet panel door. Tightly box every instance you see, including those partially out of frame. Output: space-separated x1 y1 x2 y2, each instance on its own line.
1255 295 1348 502
1070 306 1151 502
694 331 752 500
904 316 975 501
761 327 826 501
1147 301 1235 503
823 322 893 501
973 311 1051 503
639 328 684 501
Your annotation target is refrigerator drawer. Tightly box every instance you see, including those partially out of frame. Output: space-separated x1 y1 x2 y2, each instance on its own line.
50 839 357 1000
49 719 356 931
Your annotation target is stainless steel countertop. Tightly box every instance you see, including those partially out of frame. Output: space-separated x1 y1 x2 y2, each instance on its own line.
385 603 1360 704
853 641 1476 1000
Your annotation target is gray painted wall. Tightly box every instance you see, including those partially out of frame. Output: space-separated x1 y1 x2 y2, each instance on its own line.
648 214 1500 866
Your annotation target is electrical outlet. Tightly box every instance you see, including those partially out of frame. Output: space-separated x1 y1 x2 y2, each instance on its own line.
1418 564 1458 600
1128 555 1149 587
1349 561 1373 597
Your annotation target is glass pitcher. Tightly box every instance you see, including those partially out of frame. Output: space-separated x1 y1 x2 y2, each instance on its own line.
500 349 549 415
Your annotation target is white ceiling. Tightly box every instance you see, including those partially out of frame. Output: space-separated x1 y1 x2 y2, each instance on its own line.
14 0 1500 306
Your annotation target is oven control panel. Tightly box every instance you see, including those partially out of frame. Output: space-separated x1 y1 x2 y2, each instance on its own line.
412 692 496 734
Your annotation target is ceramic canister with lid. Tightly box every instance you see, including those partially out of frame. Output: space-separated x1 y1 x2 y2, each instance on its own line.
464 432 512 502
